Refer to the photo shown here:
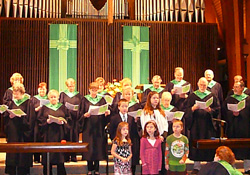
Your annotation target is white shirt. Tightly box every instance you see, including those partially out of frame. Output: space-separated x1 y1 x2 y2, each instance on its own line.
140 109 168 135
119 112 128 122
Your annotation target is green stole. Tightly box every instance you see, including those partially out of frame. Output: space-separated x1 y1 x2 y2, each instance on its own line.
34 94 48 100
194 90 211 100
13 95 30 106
45 103 63 111
64 89 79 98
218 160 242 175
149 86 164 93
128 100 137 108
208 80 216 89
98 89 108 96
171 79 187 86
161 104 174 111
85 95 102 105
231 93 248 102
8 87 13 91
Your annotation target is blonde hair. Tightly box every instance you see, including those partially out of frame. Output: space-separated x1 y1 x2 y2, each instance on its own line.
152 75 162 82
122 86 134 95
10 73 24 85
95 77 105 84
12 83 25 94
48 89 59 99
161 91 172 101
120 78 132 87
65 78 76 86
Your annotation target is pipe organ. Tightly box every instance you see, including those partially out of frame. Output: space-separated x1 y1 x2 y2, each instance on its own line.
0 0 205 22
134 0 205 22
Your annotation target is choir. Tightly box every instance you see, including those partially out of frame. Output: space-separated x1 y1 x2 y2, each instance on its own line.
1 68 250 175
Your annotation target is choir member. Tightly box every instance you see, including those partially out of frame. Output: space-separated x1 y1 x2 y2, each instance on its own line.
160 91 178 135
141 75 165 107
37 89 71 175
164 67 193 110
227 75 250 97
204 69 224 106
3 73 24 105
4 83 35 175
111 78 133 114
78 82 110 175
222 80 250 174
198 146 242 175
95 77 108 95
183 77 220 174
30 82 48 163
59 78 82 162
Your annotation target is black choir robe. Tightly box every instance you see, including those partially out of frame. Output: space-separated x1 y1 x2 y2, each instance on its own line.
222 93 250 160
78 95 108 161
4 97 35 171
141 86 165 107
207 80 224 106
37 103 71 165
59 90 82 142
30 95 48 142
183 90 220 161
198 161 243 175
3 87 13 105
165 79 193 110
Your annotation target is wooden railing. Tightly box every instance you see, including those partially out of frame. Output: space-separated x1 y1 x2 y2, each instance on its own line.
0 142 88 175
193 138 250 149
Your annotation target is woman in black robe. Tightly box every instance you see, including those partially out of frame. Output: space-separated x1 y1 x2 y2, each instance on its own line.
30 82 48 163
59 78 82 162
4 83 35 175
3 73 24 105
37 89 71 175
78 82 110 175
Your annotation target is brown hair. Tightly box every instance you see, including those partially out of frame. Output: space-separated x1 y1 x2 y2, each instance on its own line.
216 146 236 165
113 122 132 146
144 91 165 116
118 99 129 107
95 77 105 84
142 120 160 138
89 82 99 90
172 119 183 128
12 83 25 94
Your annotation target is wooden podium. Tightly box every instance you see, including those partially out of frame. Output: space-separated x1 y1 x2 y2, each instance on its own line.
193 138 250 149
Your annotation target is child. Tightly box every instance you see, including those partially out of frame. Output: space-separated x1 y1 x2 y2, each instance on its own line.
140 120 162 175
109 98 140 175
139 91 168 174
111 122 133 175
165 120 189 175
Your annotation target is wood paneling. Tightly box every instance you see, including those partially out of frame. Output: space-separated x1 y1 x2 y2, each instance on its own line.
0 18 217 102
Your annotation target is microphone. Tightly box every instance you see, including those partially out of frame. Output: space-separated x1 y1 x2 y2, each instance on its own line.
212 118 226 123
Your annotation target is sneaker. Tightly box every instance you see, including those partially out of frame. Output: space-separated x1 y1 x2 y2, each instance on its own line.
191 169 199 174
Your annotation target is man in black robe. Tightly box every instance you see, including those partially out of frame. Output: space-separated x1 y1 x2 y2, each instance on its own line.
165 67 193 110
204 69 224 106
222 80 250 174
227 75 250 97
183 77 220 174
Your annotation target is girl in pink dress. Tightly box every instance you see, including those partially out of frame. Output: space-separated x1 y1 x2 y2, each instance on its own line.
140 120 162 175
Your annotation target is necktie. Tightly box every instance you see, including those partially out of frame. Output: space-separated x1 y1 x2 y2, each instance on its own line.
123 115 126 122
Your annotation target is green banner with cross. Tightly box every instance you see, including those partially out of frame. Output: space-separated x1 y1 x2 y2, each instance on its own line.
49 24 77 92
123 26 149 88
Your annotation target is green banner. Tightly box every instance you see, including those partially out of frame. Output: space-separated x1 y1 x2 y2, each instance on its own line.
123 26 149 88
49 24 77 92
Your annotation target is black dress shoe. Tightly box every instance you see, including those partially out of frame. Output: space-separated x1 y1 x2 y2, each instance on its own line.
244 170 250 174
191 169 199 174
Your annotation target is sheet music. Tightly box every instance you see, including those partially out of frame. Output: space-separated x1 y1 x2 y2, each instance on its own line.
128 109 142 118
88 104 108 116
227 100 246 112
195 97 213 109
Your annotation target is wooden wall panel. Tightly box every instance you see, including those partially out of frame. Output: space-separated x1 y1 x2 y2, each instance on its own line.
0 18 217 103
